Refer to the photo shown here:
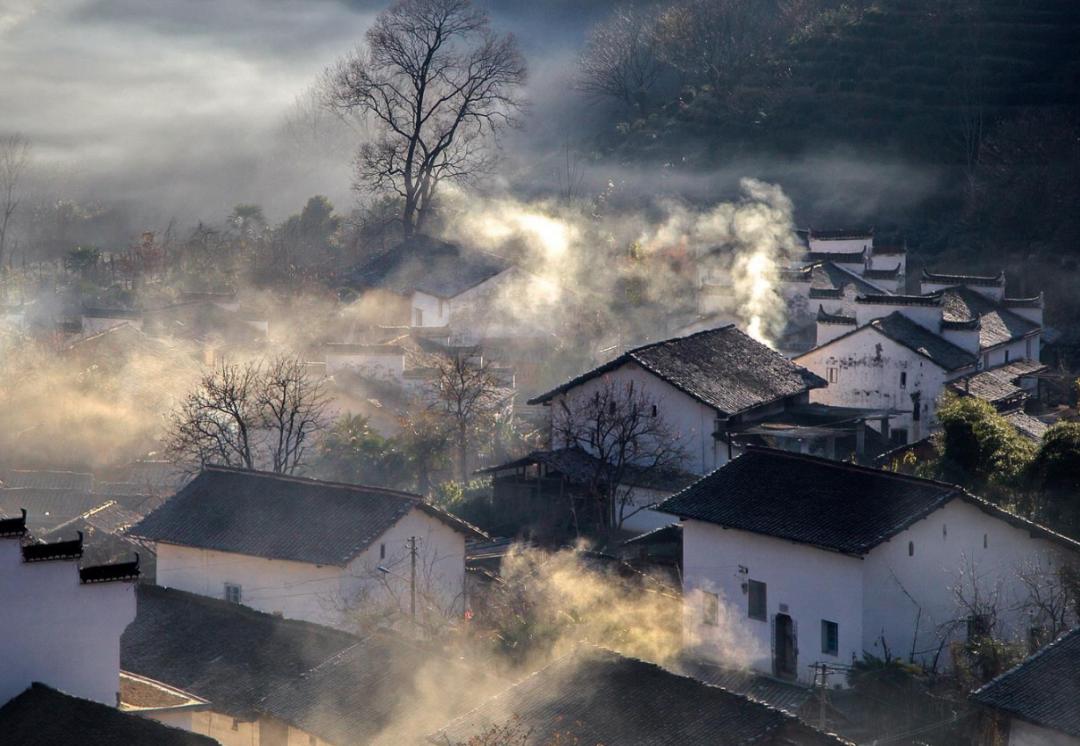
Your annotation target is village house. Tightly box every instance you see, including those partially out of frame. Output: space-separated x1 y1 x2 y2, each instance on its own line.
524 325 898 479
428 646 851 745
795 272 1044 444
658 448 1080 687
130 466 485 630
972 626 1080 746
0 509 140 707
122 584 494 746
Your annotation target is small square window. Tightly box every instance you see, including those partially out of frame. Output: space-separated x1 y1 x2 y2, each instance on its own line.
747 580 767 621
821 620 839 656
702 591 719 626
224 583 242 604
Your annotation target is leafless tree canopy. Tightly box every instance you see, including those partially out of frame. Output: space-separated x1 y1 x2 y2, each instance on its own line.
0 134 31 268
325 0 526 238
427 351 507 482
578 4 663 113
167 355 329 474
554 379 686 531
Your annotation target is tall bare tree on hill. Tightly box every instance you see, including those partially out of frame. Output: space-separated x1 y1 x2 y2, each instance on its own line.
325 0 526 239
0 134 31 269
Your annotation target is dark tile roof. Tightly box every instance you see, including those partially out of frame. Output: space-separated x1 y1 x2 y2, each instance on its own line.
130 467 484 566
0 683 217 746
939 286 1040 350
810 262 883 296
429 647 850 745
258 636 497 745
972 627 1080 737
0 468 93 492
817 306 856 325
872 244 907 256
657 448 961 555
1003 295 1043 309
857 293 941 307
810 312 976 372
121 585 360 718
22 533 84 562
80 554 141 584
922 269 1005 288
675 657 812 715
949 359 1047 407
1004 411 1050 442
529 326 826 416
0 488 114 531
799 251 865 265
862 265 901 280
808 228 874 240
342 235 509 299
0 508 27 537
658 448 1080 555
476 448 699 492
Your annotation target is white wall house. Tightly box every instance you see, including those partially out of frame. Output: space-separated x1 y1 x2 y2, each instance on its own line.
131 467 484 632
796 312 978 444
527 325 828 477
971 626 1080 746
659 448 1080 687
0 510 139 707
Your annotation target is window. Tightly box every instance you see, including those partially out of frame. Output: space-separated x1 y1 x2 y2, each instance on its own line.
748 580 767 621
651 404 658 417
821 620 839 656
438 299 445 317
827 367 838 384
890 428 908 446
609 400 616 415
942 524 947 540
908 541 914 557
899 371 907 388
224 583 242 604
1005 349 1010 363
702 591 719 626
413 308 423 326
983 533 989 549
380 543 386 560
911 392 921 422
231 718 241 731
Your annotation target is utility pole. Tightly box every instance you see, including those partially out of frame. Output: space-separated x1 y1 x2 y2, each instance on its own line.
815 662 829 731
407 536 419 624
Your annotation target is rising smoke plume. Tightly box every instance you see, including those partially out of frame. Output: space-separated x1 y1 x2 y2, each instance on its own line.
437 178 800 349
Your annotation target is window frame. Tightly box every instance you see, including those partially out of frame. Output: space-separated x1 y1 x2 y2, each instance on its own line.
224 582 242 604
747 579 767 622
821 619 839 656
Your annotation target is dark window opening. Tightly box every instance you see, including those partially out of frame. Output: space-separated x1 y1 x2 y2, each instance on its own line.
651 404 658 417
821 620 839 656
224 583 242 604
908 541 914 557
900 371 907 388
380 543 386 560
748 580 767 621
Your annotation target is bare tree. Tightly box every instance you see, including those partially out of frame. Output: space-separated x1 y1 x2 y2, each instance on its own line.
1015 558 1080 648
0 134 31 268
167 355 329 474
578 3 663 114
428 352 507 482
553 379 686 532
324 0 526 239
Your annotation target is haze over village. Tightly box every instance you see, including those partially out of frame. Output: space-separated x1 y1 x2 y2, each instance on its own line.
2 1 1080 744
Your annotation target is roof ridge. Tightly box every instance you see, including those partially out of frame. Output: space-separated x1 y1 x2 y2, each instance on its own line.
625 324 737 357
201 465 424 501
740 445 964 492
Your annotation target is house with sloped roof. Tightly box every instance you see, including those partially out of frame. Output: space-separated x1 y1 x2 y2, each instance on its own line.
130 467 485 630
427 647 851 745
0 683 215 746
795 271 1045 445
122 584 497 746
971 626 1080 745
0 509 141 708
657 448 1080 686
527 326 831 477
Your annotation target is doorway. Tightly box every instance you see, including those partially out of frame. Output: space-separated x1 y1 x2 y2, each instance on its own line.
774 613 797 679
